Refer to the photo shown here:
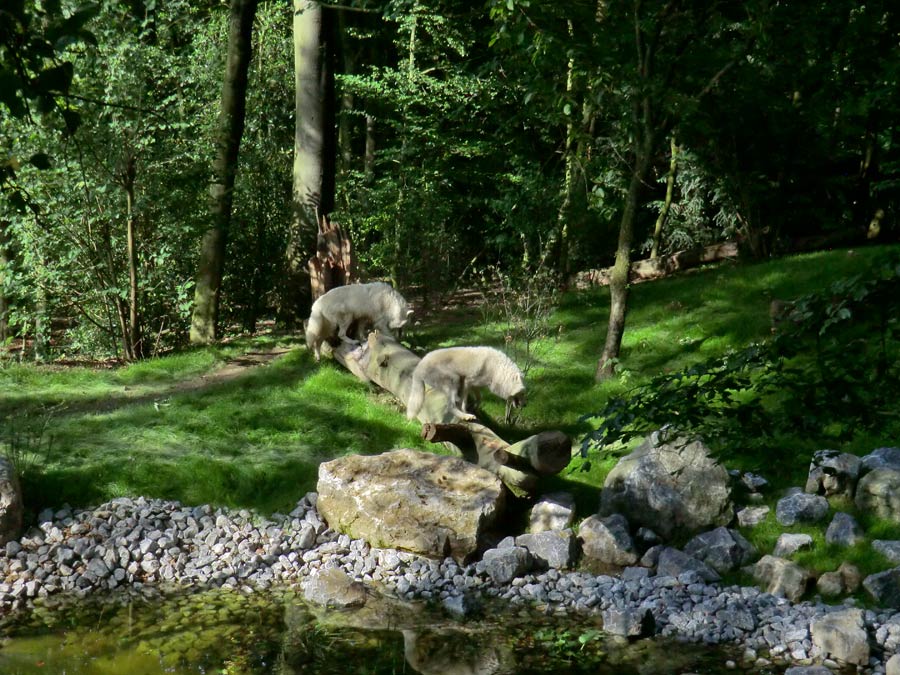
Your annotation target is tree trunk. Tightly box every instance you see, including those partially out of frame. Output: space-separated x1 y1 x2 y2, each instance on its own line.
281 0 335 328
650 135 678 259
364 114 376 181
0 220 10 345
122 154 143 359
190 0 258 345
596 124 654 381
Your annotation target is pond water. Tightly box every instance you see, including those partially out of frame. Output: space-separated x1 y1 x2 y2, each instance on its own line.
0 588 779 674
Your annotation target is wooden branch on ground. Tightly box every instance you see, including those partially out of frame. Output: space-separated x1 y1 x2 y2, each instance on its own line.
574 240 738 289
330 332 572 496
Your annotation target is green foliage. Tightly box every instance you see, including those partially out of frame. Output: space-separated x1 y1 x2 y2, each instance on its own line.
580 254 900 466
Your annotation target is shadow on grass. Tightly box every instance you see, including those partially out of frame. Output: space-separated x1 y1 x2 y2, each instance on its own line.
19 351 427 515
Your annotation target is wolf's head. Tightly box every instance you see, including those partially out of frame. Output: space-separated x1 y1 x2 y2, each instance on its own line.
508 390 527 409
390 307 414 330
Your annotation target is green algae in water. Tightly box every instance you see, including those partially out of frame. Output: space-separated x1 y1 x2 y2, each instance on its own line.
0 589 761 675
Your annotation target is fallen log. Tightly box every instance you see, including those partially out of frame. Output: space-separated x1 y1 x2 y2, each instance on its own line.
330 332 571 495
574 240 739 289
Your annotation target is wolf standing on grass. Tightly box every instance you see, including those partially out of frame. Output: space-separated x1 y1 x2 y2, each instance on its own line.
406 346 526 424
306 282 413 361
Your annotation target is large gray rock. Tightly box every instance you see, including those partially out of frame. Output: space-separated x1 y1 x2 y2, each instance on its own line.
480 546 532 584
856 468 900 523
825 512 865 547
528 492 575 533
748 555 811 602
683 526 756 574
600 431 732 539
775 492 829 526
811 608 870 666
0 458 23 546
863 568 900 607
861 447 900 473
515 529 579 570
805 449 862 498
578 513 638 568
316 449 504 563
655 546 720 583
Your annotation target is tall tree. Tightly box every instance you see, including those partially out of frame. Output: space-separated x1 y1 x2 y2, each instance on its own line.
189 0 258 344
280 0 335 328
593 0 751 380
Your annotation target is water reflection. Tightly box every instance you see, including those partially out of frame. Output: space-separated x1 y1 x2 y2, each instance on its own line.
0 588 756 675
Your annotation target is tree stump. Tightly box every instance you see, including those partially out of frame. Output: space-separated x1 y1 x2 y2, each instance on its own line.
308 215 357 301
331 332 572 495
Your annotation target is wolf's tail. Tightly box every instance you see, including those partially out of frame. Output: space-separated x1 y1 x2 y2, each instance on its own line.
406 368 425 420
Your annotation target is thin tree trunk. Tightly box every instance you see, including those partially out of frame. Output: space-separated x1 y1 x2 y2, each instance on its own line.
190 0 258 344
0 221 10 345
281 0 334 328
364 114 376 181
122 154 142 359
650 135 678 259
596 123 654 381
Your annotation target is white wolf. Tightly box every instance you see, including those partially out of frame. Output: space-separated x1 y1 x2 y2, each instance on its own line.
306 282 412 361
406 346 526 423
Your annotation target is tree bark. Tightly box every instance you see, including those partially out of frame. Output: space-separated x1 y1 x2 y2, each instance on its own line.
596 122 654 381
650 135 678 259
281 0 336 328
190 0 257 345
0 221 10 345
122 153 143 359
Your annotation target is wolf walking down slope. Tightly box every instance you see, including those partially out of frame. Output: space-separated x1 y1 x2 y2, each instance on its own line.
306 282 412 361
406 346 526 424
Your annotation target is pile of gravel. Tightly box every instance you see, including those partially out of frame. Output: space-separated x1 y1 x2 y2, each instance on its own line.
2 494 899 674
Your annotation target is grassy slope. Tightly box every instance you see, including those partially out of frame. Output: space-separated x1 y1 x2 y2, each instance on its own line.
2 244 899 579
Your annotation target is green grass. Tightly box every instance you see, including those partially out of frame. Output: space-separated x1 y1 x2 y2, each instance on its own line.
3 244 900 589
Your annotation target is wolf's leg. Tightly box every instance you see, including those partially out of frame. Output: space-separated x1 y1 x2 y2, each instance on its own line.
336 319 360 344
448 378 476 421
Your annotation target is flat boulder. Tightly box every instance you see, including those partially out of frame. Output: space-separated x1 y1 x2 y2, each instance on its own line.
600 430 732 539
316 449 504 563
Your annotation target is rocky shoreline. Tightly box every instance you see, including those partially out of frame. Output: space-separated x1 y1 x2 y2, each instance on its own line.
1 494 899 674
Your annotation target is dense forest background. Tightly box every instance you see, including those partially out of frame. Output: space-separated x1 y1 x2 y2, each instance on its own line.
1 0 898 366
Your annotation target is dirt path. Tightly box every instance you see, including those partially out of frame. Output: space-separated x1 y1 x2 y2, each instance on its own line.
50 347 296 418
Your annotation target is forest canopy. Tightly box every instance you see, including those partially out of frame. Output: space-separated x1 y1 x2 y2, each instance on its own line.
1 0 898 362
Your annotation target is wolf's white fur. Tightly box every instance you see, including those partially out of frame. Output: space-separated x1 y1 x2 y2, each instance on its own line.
306 282 412 361
406 346 526 423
